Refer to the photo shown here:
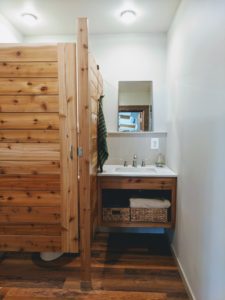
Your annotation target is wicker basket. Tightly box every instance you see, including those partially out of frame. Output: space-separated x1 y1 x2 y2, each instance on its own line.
103 208 130 223
131 208 168 223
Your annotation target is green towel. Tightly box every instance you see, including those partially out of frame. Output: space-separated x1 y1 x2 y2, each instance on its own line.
97 95 109 172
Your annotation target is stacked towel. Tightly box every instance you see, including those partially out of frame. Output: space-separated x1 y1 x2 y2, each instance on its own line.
129 198 171 209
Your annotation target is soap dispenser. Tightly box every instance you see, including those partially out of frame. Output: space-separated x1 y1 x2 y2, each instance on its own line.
155 153 165 167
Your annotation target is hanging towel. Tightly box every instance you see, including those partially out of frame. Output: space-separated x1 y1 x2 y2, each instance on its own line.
129 198 171 209
97 95 109 172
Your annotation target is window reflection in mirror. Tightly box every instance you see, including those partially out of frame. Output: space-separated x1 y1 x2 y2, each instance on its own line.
118 81 153 132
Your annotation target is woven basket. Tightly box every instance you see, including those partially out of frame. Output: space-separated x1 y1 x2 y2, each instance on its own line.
131 208 168 223
103 208 130 223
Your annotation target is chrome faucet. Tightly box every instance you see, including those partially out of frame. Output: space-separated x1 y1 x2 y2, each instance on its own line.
132 154 137 167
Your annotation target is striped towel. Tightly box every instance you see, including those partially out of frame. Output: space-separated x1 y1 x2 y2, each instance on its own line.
97 95 109 172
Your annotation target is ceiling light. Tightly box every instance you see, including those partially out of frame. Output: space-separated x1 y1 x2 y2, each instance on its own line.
120 10 137 24
21 13 38 25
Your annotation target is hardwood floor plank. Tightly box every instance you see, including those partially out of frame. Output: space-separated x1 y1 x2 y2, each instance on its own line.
0 233 189 300
4 288 167 300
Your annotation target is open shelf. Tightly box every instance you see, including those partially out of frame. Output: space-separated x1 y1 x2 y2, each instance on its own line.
98 176 177 229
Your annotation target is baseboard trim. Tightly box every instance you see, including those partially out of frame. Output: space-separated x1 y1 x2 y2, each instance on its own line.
170 245 196 300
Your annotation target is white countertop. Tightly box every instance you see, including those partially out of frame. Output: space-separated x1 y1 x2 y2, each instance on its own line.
98 165 177 177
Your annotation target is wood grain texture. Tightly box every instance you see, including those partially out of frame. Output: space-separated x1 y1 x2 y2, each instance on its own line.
0 224 61 236
0 233 190 300
99 222 172 229
0 160 60 175
91 175 98 237
0 45 57 62
89 80 99 100
0 113 59 129
0 62 58 78
0 235 61 251
3 289 166 300
0 206 60 224
98 177 177 228
0 95 59 112
77 19 104 286
0 78 58 95
58 43 79 253
89 54 103 99
0 44 63 253
99 177 176 190
77 18 92 287
89 53 103 239
0 130 59 143
91 96 98 114
0 191 60 206
0 143 60 161
91 113 97 138
0 175 60 191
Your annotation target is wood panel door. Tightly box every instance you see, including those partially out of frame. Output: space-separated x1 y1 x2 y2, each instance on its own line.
77 17 104 289
0 44 78 253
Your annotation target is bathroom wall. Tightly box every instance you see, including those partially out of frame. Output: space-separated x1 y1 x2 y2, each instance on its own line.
166 1 225 299
0 13 23 42
25 33 167 133
106 132 167 166
119 88 151 106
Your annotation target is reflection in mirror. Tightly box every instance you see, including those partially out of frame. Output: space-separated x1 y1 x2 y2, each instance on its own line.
118 81 153 132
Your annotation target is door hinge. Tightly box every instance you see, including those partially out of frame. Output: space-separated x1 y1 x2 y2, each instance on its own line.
77 147 83 157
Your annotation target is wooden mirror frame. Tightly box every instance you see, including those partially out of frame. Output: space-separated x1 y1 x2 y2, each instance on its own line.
118 105 150 131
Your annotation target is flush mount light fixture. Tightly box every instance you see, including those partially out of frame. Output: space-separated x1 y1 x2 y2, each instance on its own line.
120 9 137 24
21 13 38 25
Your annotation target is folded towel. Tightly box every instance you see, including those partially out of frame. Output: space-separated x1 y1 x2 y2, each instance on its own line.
129 198 171 209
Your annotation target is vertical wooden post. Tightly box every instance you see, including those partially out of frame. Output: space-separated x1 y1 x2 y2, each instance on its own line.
58 43 79 253
77 18 92 290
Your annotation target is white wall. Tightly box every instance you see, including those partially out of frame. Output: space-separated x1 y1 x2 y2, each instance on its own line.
106 132 167 165
166 1 225 299
0 13 23 42
119 90 151 106
24 35 75 43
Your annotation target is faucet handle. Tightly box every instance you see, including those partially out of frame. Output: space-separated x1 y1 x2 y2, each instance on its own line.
133 154 137 159
141 159 145 167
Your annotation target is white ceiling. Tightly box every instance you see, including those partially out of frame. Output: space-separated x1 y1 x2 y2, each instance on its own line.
0 0 181 36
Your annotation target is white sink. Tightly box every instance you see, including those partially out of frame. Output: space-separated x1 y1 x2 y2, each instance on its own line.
98 165 177 177
114 166 157 174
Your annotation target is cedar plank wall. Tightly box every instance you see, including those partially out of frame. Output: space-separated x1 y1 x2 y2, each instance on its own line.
0 44 78 253
89 54 103 237
77 18 104 288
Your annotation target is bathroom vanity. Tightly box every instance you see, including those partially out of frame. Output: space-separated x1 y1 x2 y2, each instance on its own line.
98 165 177 228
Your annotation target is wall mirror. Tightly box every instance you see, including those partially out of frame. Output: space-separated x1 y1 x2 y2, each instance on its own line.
118 81 153 132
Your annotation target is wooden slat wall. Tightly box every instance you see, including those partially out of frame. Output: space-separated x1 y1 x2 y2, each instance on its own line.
89 54 103 237
58 44 79 253
77 18 92 289
0 44 78 253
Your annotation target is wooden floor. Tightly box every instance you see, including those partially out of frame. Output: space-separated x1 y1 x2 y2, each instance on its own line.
0 233 189 300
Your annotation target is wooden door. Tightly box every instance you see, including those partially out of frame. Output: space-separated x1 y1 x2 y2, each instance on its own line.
77 18 103 289
0 44 78 253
